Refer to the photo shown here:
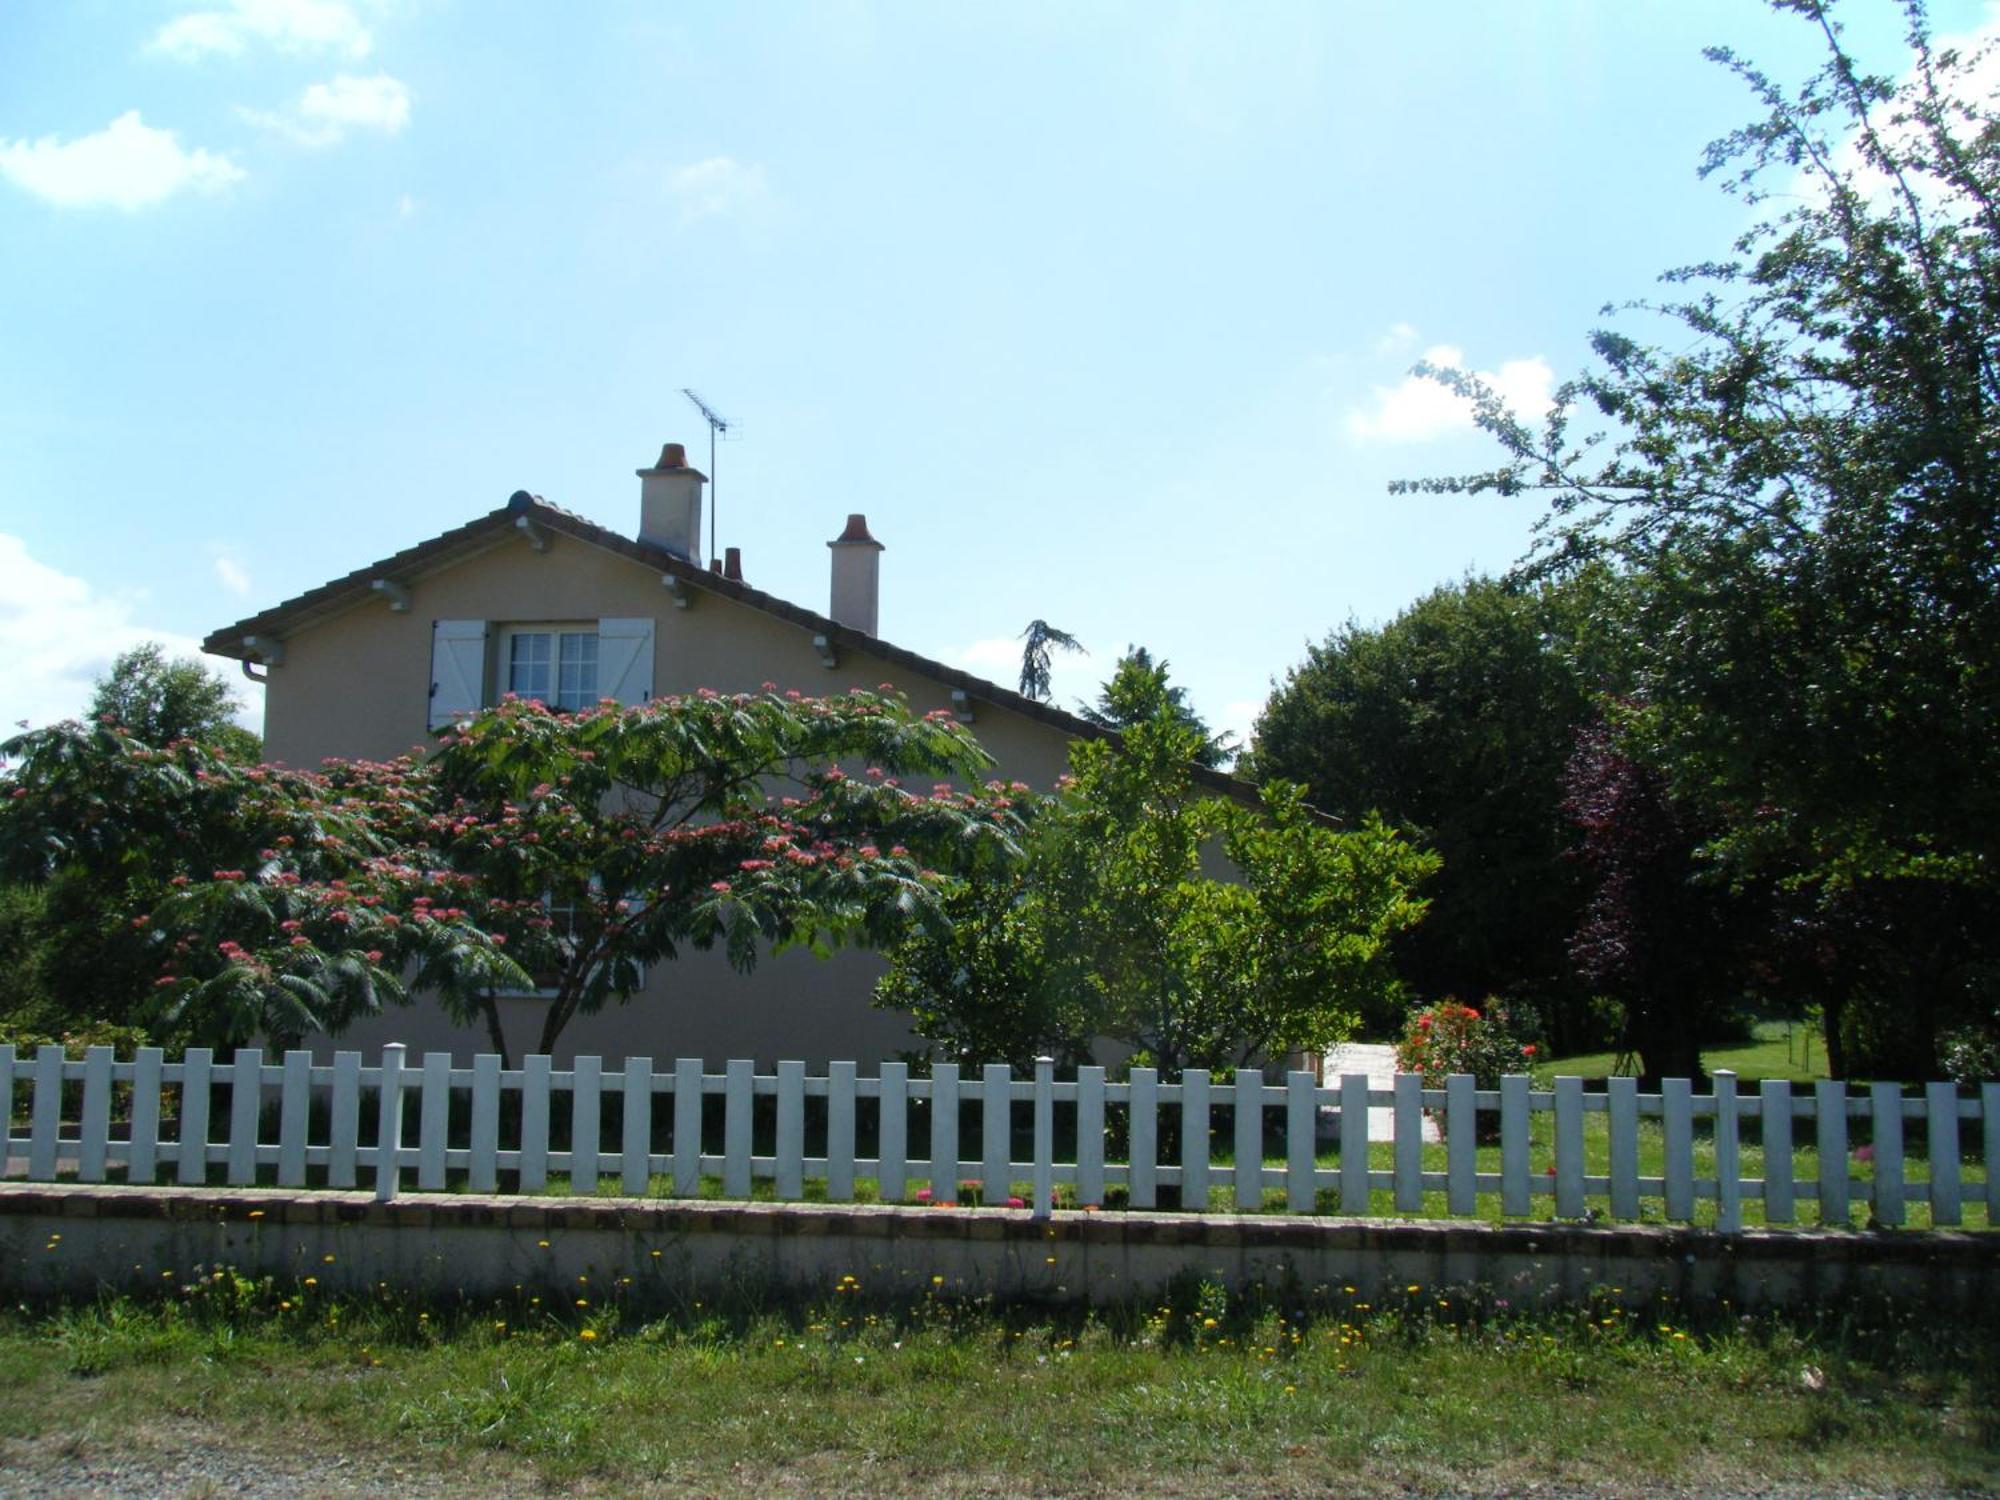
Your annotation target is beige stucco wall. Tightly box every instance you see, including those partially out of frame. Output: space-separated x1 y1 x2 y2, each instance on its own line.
258 528 1079 1069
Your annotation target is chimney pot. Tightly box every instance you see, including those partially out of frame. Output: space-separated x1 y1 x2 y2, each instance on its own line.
827 512 885 636
709 557 723 574
637 439 707 562
723 546 744 582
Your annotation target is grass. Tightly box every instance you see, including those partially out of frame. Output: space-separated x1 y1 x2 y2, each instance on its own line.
1531 1019 1830 1086
1 1273 1995 1495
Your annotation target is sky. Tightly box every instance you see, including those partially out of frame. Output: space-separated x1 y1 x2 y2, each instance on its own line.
4 0 1993 753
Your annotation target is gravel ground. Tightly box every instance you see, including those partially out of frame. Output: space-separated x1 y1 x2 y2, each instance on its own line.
0 1429 538 1497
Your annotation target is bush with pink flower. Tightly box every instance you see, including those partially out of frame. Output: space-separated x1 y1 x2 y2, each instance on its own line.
1394 1000 1537 1090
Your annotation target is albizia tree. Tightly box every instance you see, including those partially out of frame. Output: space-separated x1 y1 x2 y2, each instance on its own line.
1 688 1018 1064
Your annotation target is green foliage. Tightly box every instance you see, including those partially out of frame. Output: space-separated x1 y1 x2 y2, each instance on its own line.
1016 619 1083 702
1247 575 1603 1044
880 663 1436 1071
431 688 1016 1058
1 689 1011 1060
1396 2 2000 1073
1077 646 1236 768
88 643 260 760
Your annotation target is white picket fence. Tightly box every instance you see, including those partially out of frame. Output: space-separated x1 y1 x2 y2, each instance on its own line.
3 1043 1996 1230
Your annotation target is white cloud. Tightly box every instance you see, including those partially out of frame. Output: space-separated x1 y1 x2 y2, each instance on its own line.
667 156 771 223
0 533 259 735
0 111 244 211
1374 322 1419 356
152 0 372 62
1348 342 1555 444
212 554 252 597
241 72 411 147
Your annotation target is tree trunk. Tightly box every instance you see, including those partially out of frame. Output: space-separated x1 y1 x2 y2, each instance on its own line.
477 994 513 1072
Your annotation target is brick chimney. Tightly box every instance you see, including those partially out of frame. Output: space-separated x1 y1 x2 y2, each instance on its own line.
827 514 884 636
637 442 706 563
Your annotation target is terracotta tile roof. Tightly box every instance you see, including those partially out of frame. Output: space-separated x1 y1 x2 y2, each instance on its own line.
202 492 1259 801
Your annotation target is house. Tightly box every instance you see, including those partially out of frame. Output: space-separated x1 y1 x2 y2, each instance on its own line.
203 442 1235 1067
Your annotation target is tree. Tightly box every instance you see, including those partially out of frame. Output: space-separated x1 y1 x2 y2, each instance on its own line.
1 690 1016 1063
1246 575 1602 1044
1017 619 1084 702
1398 1 2000 1071
426 690 1017 1061
1078 647 1237 769
1561 718 1760 1083
89 643 260 760
879 665 1435 1071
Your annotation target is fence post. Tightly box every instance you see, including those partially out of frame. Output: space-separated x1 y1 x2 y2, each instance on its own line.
1713 1070 1741 1233
29 1043 64 1180
375 1042 406 1203
1032 1056 1053 1220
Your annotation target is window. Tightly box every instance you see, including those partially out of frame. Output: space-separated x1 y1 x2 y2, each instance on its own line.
502 625 598 711
429 617 654 729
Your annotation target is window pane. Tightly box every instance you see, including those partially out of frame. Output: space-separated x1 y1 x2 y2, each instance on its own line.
557 631 598 710
509 632 551 702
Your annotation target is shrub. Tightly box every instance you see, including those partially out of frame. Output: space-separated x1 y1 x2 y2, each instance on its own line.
1394 1001 1536 1089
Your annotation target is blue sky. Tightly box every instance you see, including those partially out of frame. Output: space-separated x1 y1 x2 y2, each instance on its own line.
4 0 1990 751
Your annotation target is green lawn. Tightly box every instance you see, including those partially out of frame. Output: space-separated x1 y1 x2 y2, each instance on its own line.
1532 1020 1830 1085
1 1277 1993 1495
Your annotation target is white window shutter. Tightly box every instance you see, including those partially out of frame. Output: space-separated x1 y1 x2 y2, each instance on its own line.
429 619 488 730
598 617 655 706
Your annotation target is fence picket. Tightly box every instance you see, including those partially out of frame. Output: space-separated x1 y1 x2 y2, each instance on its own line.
1033 1057 1054 1219
468 1054 501 1194
623 1056 654 1197
1077 1066 1106 1207
1128 1068 1157 1209
1182 1069 1211 1211
1761 1081 1795 1223
571 1055 603 1194
1501 1074 1531 1216
827 1060 857 1202
1339 1073 1369 1214
78 1045 113 1182
722 1058 752 1198
1286 1070 1316 1214
1927 1081 1961 1226
776 1060 805 1201
1393 1073 1423 1211
177 1047 212 1185
518 1055 551 1193
226 1047 262 1186
673 1058 702 1196
1662 1077 1694 1221
1871 1081 1905 1228
0 1046 15 1177
1985 1083 2000 1226
1235 1069 1264 1211
1554 1075 1585 1219
29 1045 63 1180
277 1049 311 1188
1714 1071 1741 1234
1446 1073 1476 1215
128 1047 163 1184
417 1051 451 1192
982 1063 1010 1204
879 1062 909 1203
328 1051 361 1188
1816 1080 1849 1227
928 1063 960 1203
1607 1076 1639 1220
374 1044 406 1201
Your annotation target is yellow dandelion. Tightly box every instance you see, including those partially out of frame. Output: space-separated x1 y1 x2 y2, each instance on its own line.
579 1329 597 1342
322 1254 335 1264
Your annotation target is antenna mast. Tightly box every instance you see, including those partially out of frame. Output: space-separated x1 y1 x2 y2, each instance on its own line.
681 388 731 562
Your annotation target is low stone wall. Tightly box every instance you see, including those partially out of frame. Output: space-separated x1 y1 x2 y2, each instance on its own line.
3 1184 1995 1310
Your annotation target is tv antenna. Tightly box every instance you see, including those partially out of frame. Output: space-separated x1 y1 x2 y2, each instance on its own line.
681 388 731 562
